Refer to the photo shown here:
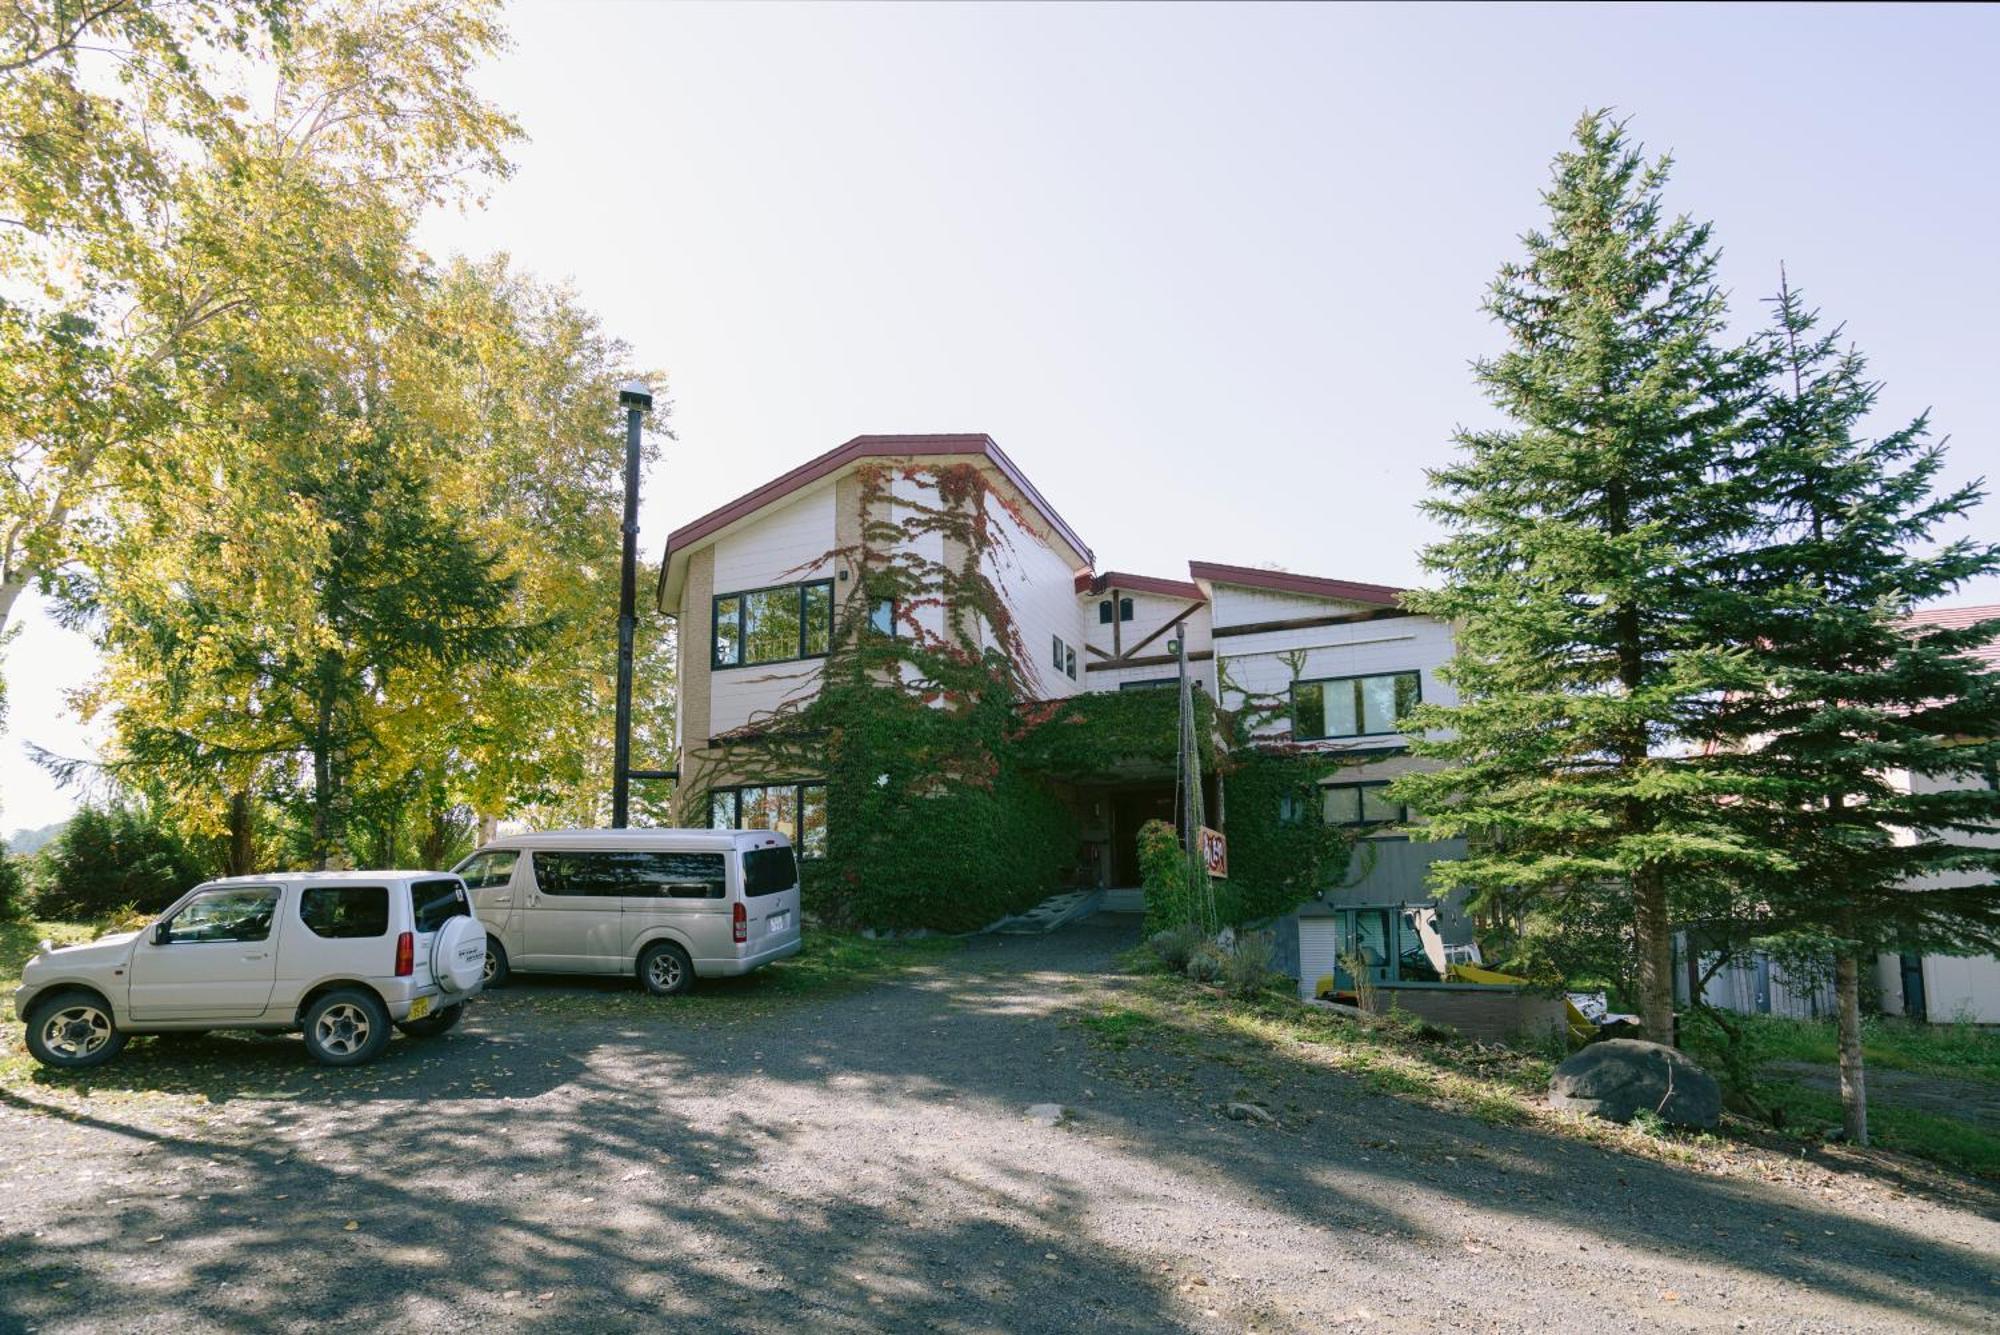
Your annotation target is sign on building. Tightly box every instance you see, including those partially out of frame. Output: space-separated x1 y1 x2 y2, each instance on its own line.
1198 826 1227 879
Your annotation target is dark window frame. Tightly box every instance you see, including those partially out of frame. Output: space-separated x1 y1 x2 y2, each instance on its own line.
868 596 897 638
1323 780 1409 828
709 780 828 859
1098 599 1113 624
298 883 392 939
159 885 281 945
529 849 729 900
711 578 835 670
1065 644 1077 680
1291 670 1423 741
1119 597 1134 622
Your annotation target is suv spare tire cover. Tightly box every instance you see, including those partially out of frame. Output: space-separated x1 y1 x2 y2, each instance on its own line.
432 916 487 995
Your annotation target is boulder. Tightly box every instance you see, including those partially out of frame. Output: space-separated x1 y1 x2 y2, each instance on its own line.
1549 1038 1721 1130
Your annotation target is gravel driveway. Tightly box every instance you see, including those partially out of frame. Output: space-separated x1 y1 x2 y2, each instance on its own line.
2 915 1996 1332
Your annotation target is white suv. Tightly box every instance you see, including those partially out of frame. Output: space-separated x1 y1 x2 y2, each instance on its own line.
13 872 487 1070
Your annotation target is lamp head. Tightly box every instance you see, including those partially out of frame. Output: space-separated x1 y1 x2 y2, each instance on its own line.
618 378 653 410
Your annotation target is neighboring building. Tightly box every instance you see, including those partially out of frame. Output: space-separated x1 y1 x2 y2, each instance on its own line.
1873 604 2000 1025
655 433 1467 970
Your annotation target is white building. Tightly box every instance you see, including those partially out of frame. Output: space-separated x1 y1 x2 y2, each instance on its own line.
654 433 1468 965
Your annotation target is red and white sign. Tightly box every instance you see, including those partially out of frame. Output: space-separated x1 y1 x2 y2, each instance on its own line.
1198 826 1228 879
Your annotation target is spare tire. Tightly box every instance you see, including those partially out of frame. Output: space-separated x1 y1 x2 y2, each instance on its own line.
431 915 488 995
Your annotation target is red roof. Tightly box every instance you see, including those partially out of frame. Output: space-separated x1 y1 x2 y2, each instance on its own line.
657 434 1093 610
1905 603 2000 669
1187 560 1407 608
1077 570 1206 601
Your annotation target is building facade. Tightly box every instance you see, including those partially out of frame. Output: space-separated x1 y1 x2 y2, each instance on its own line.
655 433 1467 961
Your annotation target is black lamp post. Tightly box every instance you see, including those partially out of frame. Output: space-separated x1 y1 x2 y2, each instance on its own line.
611 378 652 828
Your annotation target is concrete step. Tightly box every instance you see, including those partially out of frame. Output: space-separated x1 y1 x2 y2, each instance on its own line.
987 888 1105 935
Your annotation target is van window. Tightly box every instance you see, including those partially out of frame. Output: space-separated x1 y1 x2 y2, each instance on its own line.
532 850 727 899
301 885 389 939
742 846 798 897
454 850 517 890
412 878 471 933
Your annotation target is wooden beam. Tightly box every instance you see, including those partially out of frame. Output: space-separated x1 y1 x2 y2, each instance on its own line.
1211 607 1413 639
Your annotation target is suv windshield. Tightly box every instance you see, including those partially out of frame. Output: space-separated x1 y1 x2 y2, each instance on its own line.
742 846 797 897
412 878 471 934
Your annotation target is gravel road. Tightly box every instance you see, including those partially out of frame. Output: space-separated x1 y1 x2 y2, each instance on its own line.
2 915 1996 1332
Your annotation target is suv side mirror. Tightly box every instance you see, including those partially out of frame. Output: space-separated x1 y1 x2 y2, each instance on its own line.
152 922 171 946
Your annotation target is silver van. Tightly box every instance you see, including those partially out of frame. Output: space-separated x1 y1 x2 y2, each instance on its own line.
451 828 804 996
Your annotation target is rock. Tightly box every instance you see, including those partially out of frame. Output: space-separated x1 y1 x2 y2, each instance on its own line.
1548 1039 1721 1130
1025 1103 1066 1127
1226 1101 1275 1125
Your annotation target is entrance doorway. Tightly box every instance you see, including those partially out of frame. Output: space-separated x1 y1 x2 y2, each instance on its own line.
1109 786 1177 886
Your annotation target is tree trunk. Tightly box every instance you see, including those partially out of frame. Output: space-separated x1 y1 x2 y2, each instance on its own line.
1835 951 1869 1146
311 660 338 870
0 574 26 638
478 812 498 846
1634 864 1676 1045
226 791 255 877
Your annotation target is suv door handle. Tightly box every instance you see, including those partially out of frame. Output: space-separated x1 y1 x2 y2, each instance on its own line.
491 895 511 905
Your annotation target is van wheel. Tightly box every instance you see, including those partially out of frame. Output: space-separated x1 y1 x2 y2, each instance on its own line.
397 1003 464 1039
25 991 128 1070
638 941 694 997
301 988 391 1066
482 939 510 988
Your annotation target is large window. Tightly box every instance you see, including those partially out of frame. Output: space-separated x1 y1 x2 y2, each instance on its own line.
531 850 728 899
743 846 799 897
1292 671 1421 740
300 885 389 939
710 781 828 858
713 580 833 669
453 850 517 890
411 879 472 933
1323 782 1407 828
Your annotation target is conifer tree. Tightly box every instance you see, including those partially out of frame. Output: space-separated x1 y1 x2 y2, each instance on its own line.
1706 274 2000 1143
1393 113 1782 1042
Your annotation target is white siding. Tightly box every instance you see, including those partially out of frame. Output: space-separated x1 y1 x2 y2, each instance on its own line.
1209 584 1378 629
1922 954 2000 1024
707 486 838 737
980 491 1088 699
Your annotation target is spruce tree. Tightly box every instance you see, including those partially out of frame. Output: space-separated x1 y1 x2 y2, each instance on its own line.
1706 274 2000 1144
1393 113 1782 1043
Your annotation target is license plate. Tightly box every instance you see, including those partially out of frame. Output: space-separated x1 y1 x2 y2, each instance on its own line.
408 995 432 1020
768 911 790 934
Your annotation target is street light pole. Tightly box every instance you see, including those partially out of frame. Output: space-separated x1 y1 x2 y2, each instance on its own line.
611 378 652 829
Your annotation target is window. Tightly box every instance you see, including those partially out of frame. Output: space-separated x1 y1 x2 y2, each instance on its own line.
743 846 799 897
160 886 279 944
531 850 727 899
453 850 517 890
1098 599 1113 624
1278 789 1316 826
1096 598 1134 623
299 885 389 939
1323 782 1407 827
1119 678 1178 691
710 781 828 857
1052 634 1066 671
869 597 896 637
712 580 833 668
412 879 471 933
1065 644 1077 680
1120 597 1134 622
1292 671 1421 740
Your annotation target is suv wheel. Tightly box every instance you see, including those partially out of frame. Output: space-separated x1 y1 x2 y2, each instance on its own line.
397 1003 464 1039
482 939 510 988
638 941 694 997
25 990 128 1070
301 988 391 1066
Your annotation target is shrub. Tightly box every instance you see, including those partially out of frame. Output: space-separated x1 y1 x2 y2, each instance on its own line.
1150 924 1205 972
0 842 24 919
31 804 210 921
1138 818 1192 933
1221 930 1279 999
1186 946 1225 984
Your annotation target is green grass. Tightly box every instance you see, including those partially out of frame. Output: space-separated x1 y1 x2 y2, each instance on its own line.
1727 1012 2000 1084
1762 1081 2000 1177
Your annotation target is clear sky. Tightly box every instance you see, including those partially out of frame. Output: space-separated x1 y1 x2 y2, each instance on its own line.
7 1 1998 835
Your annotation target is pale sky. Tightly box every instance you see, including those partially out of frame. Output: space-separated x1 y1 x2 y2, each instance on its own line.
7 1 1998 835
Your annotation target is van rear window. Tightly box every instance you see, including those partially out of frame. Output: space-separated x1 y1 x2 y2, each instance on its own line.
412 879 471 933
532 850 727 899
742 846 798 897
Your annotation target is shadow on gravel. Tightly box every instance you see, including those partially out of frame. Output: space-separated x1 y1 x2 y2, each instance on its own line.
1 916 1995 1332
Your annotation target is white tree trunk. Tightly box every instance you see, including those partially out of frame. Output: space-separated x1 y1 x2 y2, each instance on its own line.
1836 952 1869 1147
